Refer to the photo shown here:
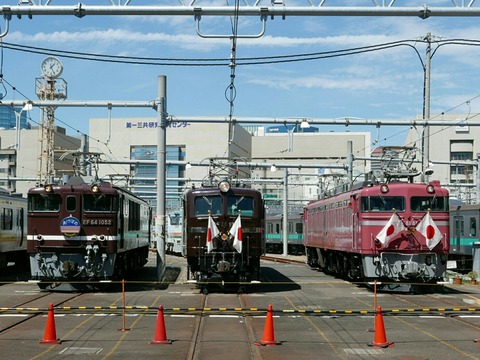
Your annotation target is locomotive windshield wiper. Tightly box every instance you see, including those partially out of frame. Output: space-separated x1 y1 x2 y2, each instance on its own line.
430 194 437 209
202 196 212 207
377 193 387 207
234 196 245 206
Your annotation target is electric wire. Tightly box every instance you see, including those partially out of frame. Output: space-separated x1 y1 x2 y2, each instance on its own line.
6 38 480 66
3 37 480 178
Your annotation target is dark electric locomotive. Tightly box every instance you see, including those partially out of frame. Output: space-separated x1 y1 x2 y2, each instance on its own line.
27 176 151 290
184 180 265 290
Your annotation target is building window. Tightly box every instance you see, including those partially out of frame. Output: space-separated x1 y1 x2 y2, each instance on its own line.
450 140 474 183
130 145 186 213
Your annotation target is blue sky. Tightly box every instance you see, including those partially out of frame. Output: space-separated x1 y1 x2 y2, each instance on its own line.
2 0 480 148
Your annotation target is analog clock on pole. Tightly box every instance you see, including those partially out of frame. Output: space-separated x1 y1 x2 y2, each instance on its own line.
40 56 63 79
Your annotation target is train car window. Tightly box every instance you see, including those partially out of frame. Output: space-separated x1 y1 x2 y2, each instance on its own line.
410 196 448 212
66 195 76 212
83 194 115 212
361 196 405 212
1 208 12 230
288 222 293 233
227 195 254 216
194 195 222 216
169 213 181 225
267 223 273 233
296 222 303 234
470 217 477 237
454 216 464 237
275 223 280 234
28 194 62 212
16 208 24 228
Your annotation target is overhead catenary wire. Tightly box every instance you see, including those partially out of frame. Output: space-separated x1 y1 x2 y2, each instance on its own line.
2 36 480 160
3 38 480 66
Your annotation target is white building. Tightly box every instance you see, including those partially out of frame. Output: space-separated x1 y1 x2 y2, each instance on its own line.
3 112 475 205
88 117 371 212
405 113 480 203
0 126 81 195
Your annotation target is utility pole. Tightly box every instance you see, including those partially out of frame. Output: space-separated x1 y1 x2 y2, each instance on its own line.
422 33 432 182
156 75 167 282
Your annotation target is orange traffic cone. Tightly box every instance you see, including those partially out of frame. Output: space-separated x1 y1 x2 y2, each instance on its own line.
40 303 61 344
368 306 394 348
150 305 171 345
255 304 281 346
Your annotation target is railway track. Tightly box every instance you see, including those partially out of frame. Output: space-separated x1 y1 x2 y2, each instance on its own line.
185 292 264 360
1 260 480 359
261 255 305 264
0 287 86 335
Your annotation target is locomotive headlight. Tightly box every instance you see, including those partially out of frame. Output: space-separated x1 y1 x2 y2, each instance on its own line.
426 184 435 194
218 180 231 193
380 184 389 193
44 184 53 193
91 184 100 193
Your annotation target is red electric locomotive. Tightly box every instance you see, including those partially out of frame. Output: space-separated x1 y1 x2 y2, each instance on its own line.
304 177 450 290
27 176 151 290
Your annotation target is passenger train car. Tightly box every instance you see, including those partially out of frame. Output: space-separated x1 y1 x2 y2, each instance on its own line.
449 203 480 272
0 191 28 270
304 180 450 290
265 212 304 255
183 179 265 291
27 176 151 290
166 209 184 255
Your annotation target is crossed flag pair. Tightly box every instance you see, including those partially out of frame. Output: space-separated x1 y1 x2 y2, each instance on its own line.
206 214 242 253
376 212 443 250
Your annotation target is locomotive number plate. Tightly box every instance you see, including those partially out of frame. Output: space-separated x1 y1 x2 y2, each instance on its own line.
83 219 113 226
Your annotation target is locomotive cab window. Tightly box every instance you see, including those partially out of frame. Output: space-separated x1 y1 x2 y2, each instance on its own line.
28 194 62 212
83 194 117 212
361 196 405 212
194 195 222 216
227 195 255 216
410 196 448 212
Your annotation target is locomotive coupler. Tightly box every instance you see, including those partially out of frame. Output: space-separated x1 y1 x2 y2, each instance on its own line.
217 260 231 272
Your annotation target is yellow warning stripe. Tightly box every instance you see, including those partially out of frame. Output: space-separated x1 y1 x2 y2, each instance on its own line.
1 306 480 314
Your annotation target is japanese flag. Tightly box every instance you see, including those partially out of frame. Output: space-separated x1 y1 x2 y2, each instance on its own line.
376 213 406 247
229 214 243 253
206 214 219 253
416 212 443 250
